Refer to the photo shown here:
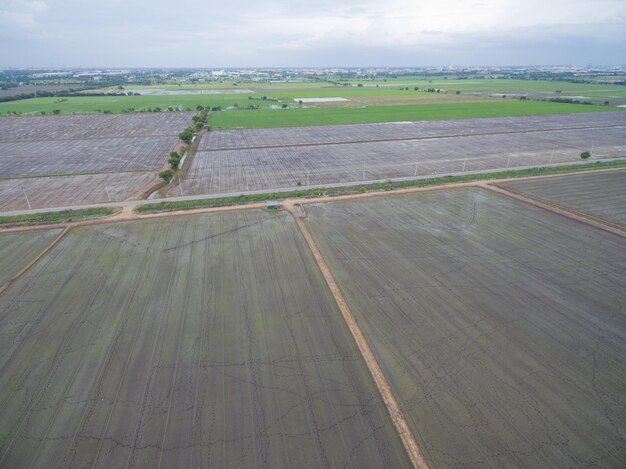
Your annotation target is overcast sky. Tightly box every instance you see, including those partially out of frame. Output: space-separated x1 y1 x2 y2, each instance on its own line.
1 0 625 68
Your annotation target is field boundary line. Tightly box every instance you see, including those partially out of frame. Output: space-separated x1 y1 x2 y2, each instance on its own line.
483 184 626 237
0 226 70 296
285 202 428 469
200 123 626 152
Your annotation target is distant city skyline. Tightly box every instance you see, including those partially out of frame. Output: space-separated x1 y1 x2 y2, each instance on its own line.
1 0 625 68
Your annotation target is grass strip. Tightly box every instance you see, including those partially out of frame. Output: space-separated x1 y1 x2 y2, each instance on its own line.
0 207 117 227
138 159 626 213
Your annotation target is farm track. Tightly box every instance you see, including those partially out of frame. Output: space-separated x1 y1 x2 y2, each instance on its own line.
0 211 410 468
497 169 626 228
0 227 69 295
285 201 428 469
484 184 626 237
0 167 623 467
301 188 626 467
2 165 625 235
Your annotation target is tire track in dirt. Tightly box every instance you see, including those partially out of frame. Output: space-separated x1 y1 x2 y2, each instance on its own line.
62 224 165 467
284 202 429 469
0 231 101 464
26 235 129 468
124 222 188 468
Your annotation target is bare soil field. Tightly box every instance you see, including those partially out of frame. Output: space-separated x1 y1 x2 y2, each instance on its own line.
0 210 409 468
0 228 62 284
0 172 157 211
304 188 626 467
183 121 626 195
0 85 85 98
499 169 626 227
200 111 626 150
0 113 193 178
2 137 183 177
0 113 193 209
0 112 194 142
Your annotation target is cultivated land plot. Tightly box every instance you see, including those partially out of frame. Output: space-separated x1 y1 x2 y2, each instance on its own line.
0 229 62 285
499 169 626 227
0 172 157 211
0 113 193 178
2 137 182 177
201 111 626 150
0 113 194 141
304 188 626 467
0 211 409 468
183 113 626 195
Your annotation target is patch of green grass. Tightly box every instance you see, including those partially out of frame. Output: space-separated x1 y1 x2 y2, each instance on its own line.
0 207 117 227
137 159 626 213
0 94 278 115
3 77 623 118
209 100 612 128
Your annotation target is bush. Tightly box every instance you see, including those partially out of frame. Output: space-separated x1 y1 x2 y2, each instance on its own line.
168 155 180 169
179 129 193 143
580 151 591 159
159 169 174 183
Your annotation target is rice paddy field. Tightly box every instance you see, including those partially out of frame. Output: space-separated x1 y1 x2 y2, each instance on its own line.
0 113 192 210
499 169 626 227
0 228 62 285
207 101 611 129
0 113 193 178
181 112 626 195
0 172 157 211
304 187 626 467
0 210 409 468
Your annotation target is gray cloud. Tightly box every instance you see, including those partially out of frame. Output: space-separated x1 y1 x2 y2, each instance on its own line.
1 0 624 67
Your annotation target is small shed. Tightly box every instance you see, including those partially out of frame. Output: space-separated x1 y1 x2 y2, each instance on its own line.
266 200 281 211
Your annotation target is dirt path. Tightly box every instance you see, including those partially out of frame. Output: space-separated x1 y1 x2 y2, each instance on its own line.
167 127 208 197
0 226 70 295
483 184 626 238
284 201 429 469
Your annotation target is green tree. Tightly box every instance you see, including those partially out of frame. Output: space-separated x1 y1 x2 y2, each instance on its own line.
580 151 591 159
168 155 180 169
159 169 174 183
179 129 193 143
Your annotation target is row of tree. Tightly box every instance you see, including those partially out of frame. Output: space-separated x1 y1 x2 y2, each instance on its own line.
159 108 211 183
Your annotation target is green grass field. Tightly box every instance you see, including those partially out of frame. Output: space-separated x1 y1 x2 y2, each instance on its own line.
106 78 626 97
1 78 622 128
0 94 279 115
108 78 626 98
208 100 611 128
